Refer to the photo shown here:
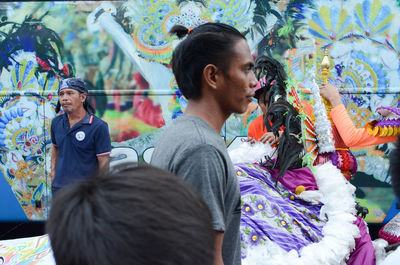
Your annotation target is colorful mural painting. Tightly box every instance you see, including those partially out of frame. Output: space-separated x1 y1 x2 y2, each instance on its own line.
0 0 400 224
0 235 54 264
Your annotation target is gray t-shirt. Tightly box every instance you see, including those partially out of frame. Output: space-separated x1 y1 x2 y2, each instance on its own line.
151 116 241 265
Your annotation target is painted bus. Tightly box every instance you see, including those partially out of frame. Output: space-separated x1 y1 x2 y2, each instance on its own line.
0 0 399 226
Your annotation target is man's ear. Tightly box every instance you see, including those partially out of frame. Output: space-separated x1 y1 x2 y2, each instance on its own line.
202 64 221 90
81 93 87 103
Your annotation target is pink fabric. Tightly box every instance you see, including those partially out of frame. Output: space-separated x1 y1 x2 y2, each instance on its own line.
255 76 266 92
347 216 376 265
269 167 318 193
379 212 400 244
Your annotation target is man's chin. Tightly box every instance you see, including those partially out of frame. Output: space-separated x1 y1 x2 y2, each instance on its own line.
62 108 72 114
232 110 247 116
237 104 249 114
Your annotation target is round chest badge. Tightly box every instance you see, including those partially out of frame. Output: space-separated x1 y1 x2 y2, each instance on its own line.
75 131 85 141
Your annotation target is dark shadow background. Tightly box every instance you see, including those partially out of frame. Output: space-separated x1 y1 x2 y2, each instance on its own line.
0 221 383 241
0 222 45 240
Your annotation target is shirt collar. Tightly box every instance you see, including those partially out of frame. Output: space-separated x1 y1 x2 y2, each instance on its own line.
63 113 93 125
81 113 94 124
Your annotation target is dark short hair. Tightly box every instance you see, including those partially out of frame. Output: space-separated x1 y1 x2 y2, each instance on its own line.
390 136 400 199
47 164 214 265
170 23 246 100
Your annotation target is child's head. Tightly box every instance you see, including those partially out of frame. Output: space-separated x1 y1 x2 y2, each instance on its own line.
253 55 288 114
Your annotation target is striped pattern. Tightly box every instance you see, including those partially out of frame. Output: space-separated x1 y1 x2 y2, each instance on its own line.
96 151 111 157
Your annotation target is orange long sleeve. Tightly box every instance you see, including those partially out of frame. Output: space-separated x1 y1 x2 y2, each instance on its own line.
330 104 397 148
247 115 267 141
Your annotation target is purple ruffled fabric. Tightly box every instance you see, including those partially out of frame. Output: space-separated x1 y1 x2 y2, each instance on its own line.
377 106 400 116
237 163 325 257
237 163 375 265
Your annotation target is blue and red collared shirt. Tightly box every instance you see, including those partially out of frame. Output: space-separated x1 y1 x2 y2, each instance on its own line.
51 113 111 189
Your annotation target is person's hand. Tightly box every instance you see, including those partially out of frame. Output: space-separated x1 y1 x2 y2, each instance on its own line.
319 83 342 107
258 131 282 146
246 137 256 144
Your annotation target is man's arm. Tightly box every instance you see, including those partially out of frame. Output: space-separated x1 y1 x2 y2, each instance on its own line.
174 145 227 263
320 83 397 147
97 155 110 173
214 231 224 265
94 121 111 173
50 145 58 182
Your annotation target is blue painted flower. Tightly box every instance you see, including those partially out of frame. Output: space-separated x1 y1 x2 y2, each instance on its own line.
354 0 393 38
279 219 288 228
308 212 318 220
255 199 266 212
249 230 260 246
11 59 37 92
301 228 311 239
271 204 280 217
242 203 254 215
308 6 352 45
236 169 244 177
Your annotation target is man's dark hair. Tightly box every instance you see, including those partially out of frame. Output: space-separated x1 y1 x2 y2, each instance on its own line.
47 164 214 265
390 136 400 199
169 23 246 100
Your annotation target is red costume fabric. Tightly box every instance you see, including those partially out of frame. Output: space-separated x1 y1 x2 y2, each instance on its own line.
247 115 267 141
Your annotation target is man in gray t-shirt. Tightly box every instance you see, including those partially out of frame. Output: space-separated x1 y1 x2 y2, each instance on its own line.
151 116 241 265
151 22 257 265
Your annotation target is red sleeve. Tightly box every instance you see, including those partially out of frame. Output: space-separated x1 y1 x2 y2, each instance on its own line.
248 120 256 138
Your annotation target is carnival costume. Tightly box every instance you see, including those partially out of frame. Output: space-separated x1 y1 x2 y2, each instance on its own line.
229 55 391 264
230 102 371 265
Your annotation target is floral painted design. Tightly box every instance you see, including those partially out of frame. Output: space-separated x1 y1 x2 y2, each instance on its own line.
347 102 373 128
242 203 255 216
271 204 280 217
249 230 261 246
280 219 289 228
255 199 266 212
237 163 324 258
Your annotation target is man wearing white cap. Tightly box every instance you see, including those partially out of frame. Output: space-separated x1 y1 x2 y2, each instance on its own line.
50 77 111 194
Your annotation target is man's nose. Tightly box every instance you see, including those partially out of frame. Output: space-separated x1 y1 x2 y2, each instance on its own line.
250 72 258 88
